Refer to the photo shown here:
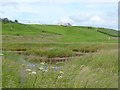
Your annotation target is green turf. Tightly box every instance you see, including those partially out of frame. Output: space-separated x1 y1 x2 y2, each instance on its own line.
2 23 118 43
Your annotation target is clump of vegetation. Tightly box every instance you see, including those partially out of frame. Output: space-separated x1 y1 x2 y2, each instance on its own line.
87 26 94 29
0 18 19 24
26 47 73 58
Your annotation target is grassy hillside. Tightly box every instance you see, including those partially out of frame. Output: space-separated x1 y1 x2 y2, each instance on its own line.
2 23 118 43
2 23 118 88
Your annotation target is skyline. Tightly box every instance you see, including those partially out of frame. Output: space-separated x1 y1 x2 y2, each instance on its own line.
0 0 118 30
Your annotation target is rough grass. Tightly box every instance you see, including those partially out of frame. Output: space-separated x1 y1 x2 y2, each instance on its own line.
25 47 73 58
2 48 118 88
61 49 118 88
2 23 118 88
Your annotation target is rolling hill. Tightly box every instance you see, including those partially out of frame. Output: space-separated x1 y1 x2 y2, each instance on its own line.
2 23 118 43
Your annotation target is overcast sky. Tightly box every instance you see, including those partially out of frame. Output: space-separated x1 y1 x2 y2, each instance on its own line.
0 0 119 30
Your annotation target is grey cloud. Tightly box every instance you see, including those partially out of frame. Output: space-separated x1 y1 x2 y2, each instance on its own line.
0 2 18 7
69 14 92 23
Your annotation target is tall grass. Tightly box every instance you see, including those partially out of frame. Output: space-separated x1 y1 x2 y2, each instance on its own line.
2 48 118 88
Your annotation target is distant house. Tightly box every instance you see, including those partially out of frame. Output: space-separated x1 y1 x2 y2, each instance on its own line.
59 22 72 27
64 23 72 26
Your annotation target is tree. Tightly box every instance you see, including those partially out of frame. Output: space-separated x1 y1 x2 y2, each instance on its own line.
2 18 9 24
0 18 1 21
14 20 18 23
10 20 13 23
1 18 19 24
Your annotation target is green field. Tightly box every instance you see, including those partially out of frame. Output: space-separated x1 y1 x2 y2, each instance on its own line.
2 23 118 88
